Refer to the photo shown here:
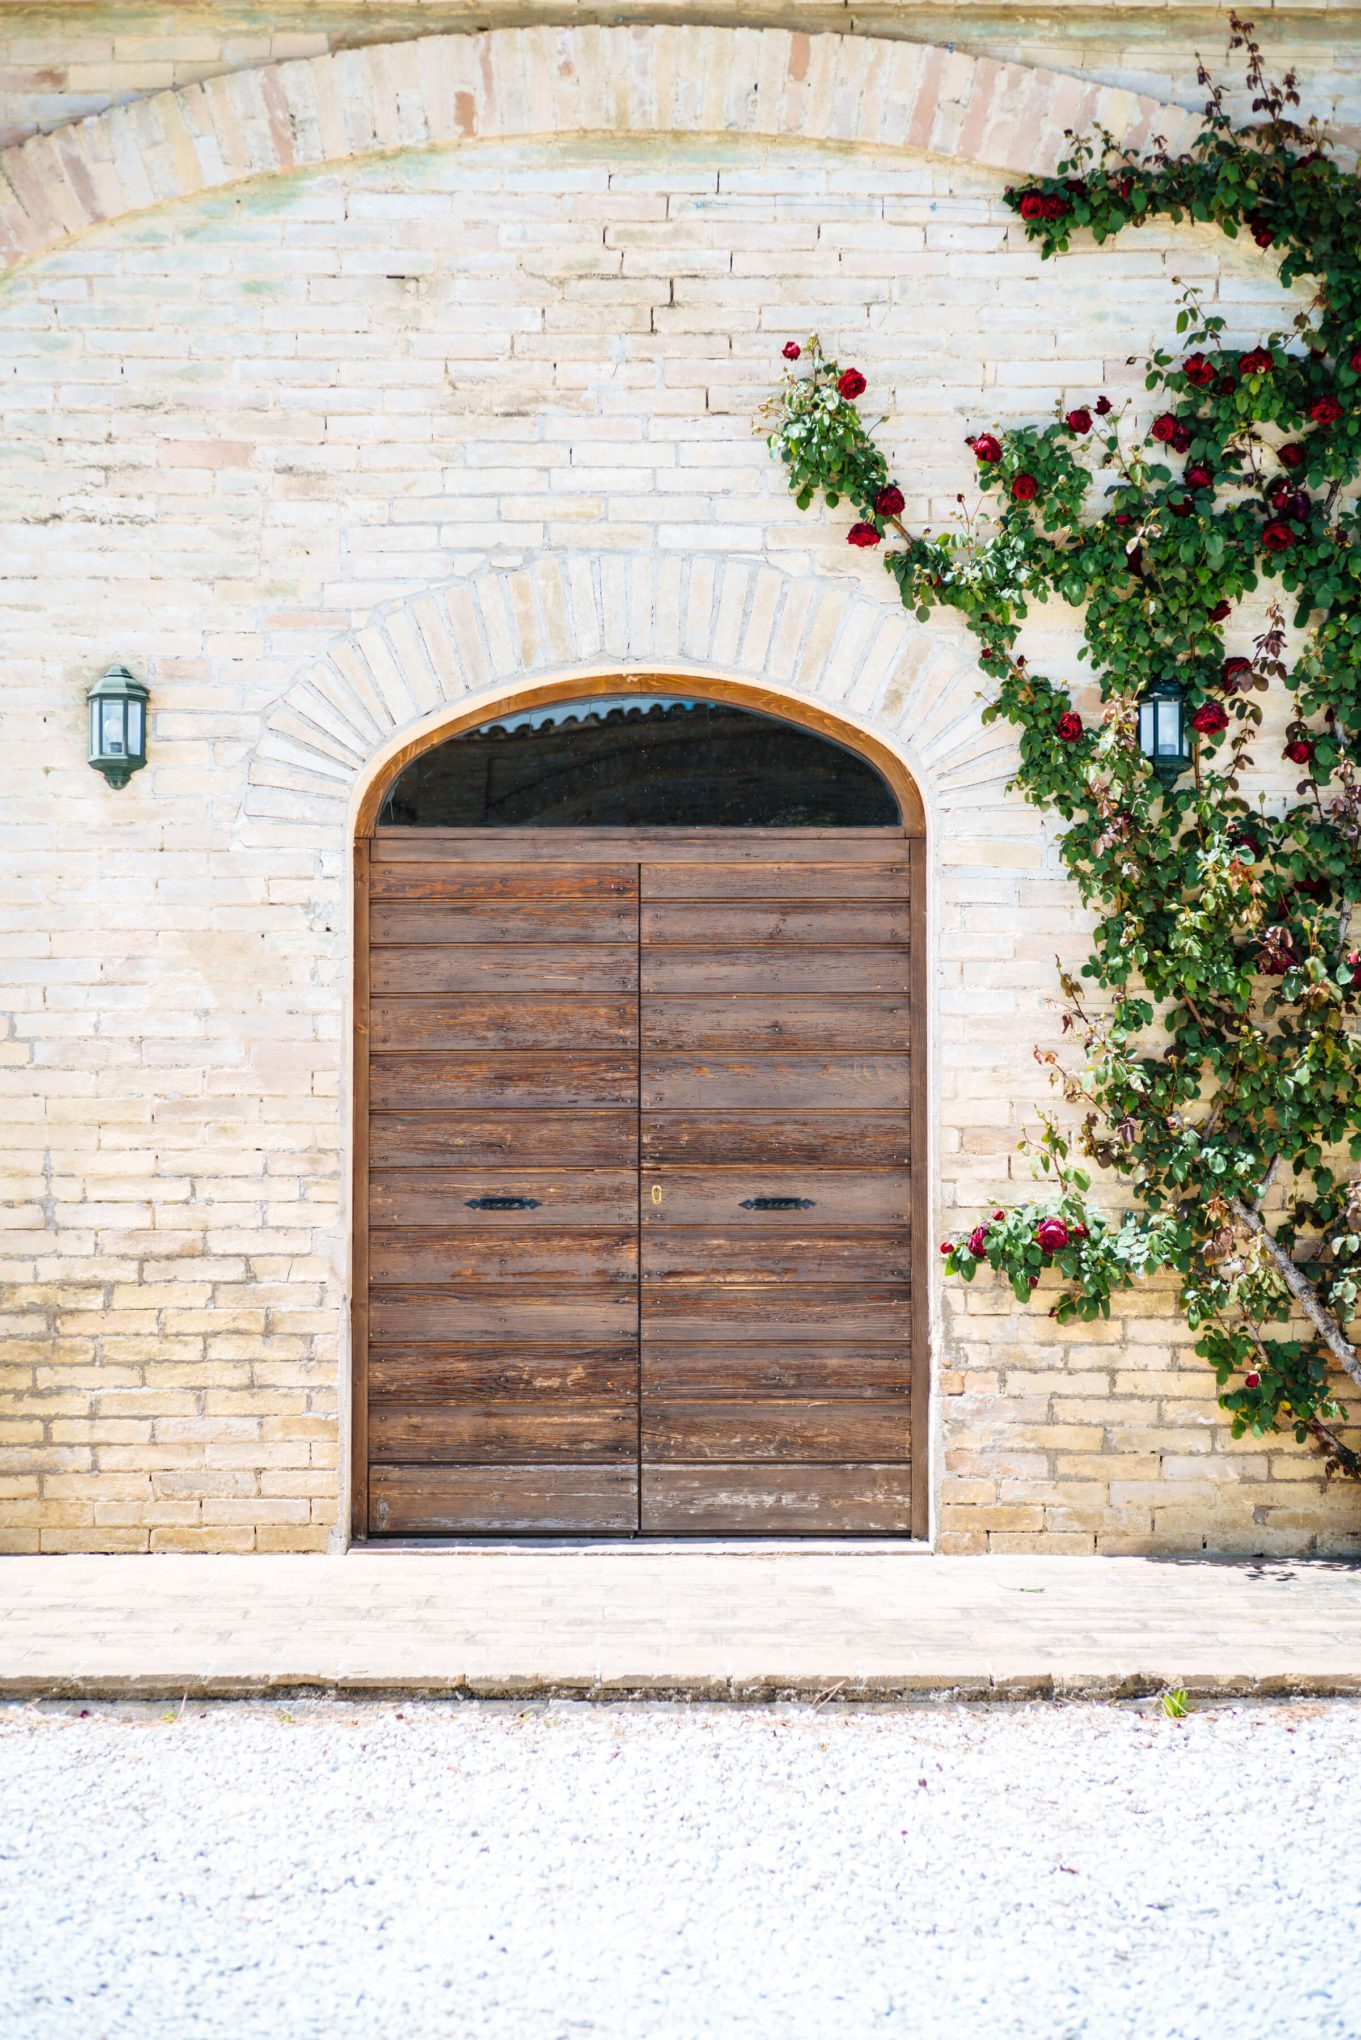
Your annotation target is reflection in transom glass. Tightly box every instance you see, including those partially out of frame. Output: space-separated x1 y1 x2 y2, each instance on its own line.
378 694 901 827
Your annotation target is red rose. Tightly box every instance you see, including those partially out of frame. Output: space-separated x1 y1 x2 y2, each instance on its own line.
1221 657 1252 691
1308 394 1343 425
1349 347 1361 373
1115 177 1133 202
992 1209 1005 1222
1065 407 1092 434
1027 1275 1039 1290
1348 950 1361 987
1244 1371 1261 1390
1230 828 1262 862
1249 217 1276 249
971 433 1002 463
1192 701 1229 736
1095 394 1113 415
782 341 801 361
1151 412 1179 444
1278 442 1305 470
1171 423 1193 453
1011 472 1039 501
1285 737 1314 764
847 521 881 548
1170 498 1192 518
1041 194 1070 221
1035 1217 1069 1255
939 1241 953 1256
1113 512 1132 526
1182 354 1216 388
1185 465 1213 490
1209 599 1232 622
1216 373 1238 396
1126 546 1144 577
1296 875 1329 903
874 484 905 517
1259 946 1293 977
1262 519 1297 552
1269 484 1310 522
966 1225 988 1257
837 367 867 400
1019 192 1046 221
1056 711 1083 743
1072 1224 1089 1242
1240 347 1274 375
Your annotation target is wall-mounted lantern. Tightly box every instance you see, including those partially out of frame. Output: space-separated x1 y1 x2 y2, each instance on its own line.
87 665 148 789
1137 677 1190 790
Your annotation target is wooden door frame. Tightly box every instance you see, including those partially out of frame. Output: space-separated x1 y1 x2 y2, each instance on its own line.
350 672 931 1543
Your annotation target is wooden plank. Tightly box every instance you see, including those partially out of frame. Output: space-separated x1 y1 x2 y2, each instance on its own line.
371 1287 638 1343
372 900 636 945
643 861 908 900
641 1284 911 1340
371 863 636 901
641 902 910 946
641 1398 909 1462
908 834 931 1543
642 1054 909 1111
370 1345 637 1403
643 995 910 1053
371 1168 636 1227
373 828 907 863
643 949 910 994
371 1401 636 1463
371 1052 636 1110
352 837 371 1542
371 1110 637 1168
640 1168 911 1228
372 995 635 1052
642 1113 907 1167
371 1226 636 1284
641 1342 910 1397
371 1463 638 1536
372 944 637 994
640 1230 908 1282
639 1464 912 1535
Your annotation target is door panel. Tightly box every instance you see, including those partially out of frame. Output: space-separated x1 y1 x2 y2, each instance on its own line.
360 827 919 1541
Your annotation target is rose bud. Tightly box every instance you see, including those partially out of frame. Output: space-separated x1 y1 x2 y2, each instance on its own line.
1221 657 1252 691
1249 217 1276 249
1151 412 1179 443
1056 710 1083 742
1035 1217 1070 1255
939 1241 954 1256
1262 519 1297 552
1072 1224 1089 1241
1278 442 1305 470
971 433 1002 463
1239 347 1275 375
1027 1275 1039 1290
1182 354 1216 387
967 1225 988 1257
1308 394 1343 425
1209 600 1233 622
1171 423 1193 453
1215 373 1238 396
1285 737 1315 764
837 367 867 400
1192 701 1229 735
1065 407 1093 434
874 484 905 517
1347 951 1361 987
1095 394 1113 415
782 341 802 361
1351 347 1361 373
847 521 882 548
993 1210 1005 1221
1244 1371 1261 1390
1011 472 1039 501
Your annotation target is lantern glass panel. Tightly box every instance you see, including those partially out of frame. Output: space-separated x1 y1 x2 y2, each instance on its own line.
1138 699 1155 756
126 701 143 756
100 700 126 755
1155 696 1181 756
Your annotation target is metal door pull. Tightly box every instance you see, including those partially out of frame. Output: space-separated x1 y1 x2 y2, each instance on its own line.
741 1195 816 1210
464 1195 542 1210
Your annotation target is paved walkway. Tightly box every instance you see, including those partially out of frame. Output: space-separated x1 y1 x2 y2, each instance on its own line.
1 1550 1359 1699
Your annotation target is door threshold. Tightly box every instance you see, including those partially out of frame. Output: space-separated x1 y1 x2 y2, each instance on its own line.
348 1537 934 1554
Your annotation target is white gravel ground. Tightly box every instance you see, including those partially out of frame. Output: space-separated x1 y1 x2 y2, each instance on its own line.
1 1697 1357 2040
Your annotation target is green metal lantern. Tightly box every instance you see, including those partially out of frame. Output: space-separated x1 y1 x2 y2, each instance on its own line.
1137 677 1190 790
87 665 148 789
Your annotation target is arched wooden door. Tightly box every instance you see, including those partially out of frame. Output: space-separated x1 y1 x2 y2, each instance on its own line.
352 690 927 1540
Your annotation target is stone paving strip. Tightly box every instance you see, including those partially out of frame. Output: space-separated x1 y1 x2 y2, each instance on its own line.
1 1552 1359 1699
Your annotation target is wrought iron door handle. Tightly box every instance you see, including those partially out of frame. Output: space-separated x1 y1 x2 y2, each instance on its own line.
740 1195 816 1210
465 1195 542 1210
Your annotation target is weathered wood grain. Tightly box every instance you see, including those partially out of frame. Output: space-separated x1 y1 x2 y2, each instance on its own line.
643 949 910 994
370 863 637 901
640 1342 910 1397
371 1168 637 1226
641 902 910 945
640 1168 911 1228
641 1113 908 1167
371 1052 635 1110
643 995 910 1053
641 1283 911 1340
641 1054 910 1110
641 1397 910 1462
370 1226 637 1283
370 1345 637 1403
642 861 908 900
372 900 636 945
639 1464 913 1534
371 1110 638 1168
640 1230 909 1282
370 1464 638 1536
371 996 636 1052
371 1401 636 1464
372 945 637 995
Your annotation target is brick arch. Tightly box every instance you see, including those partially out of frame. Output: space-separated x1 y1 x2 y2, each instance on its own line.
0 24 1201 274
236 550 1011 841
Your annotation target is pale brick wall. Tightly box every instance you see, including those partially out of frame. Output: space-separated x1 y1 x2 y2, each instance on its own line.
1 20 1357 1553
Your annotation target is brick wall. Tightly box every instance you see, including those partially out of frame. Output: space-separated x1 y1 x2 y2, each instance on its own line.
1 17 1357 1554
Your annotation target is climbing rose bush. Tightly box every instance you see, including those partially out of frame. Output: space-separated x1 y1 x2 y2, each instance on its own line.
762 18 1361 1476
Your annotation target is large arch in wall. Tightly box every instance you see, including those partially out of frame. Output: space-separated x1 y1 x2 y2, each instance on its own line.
0 24 1201 273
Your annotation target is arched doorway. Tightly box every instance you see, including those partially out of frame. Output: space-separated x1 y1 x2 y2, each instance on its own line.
353 679 927 1540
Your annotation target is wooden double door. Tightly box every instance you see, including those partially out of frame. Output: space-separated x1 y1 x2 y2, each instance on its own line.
355 828 924 1539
